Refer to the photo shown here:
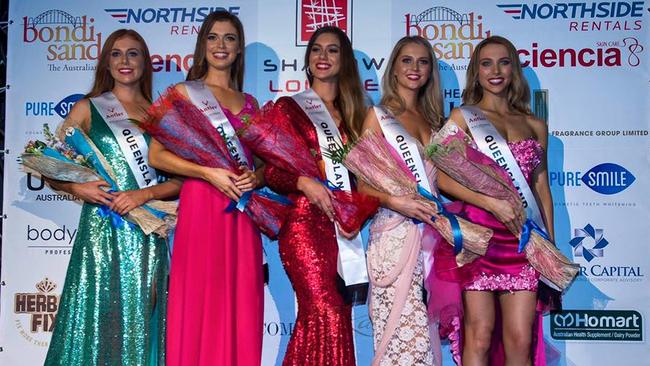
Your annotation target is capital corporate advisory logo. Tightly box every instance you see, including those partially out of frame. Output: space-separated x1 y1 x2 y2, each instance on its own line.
296 0 352 46
570 224 609 262
569 224 643 281
551 310 643 341
14 278 61 347
23 9 102 71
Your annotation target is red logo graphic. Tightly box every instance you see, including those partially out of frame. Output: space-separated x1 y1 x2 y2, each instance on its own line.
296 0 351 46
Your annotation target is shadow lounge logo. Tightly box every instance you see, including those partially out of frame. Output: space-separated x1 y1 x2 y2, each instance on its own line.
404 6 491 61
296 0 352 46
14 278 60 346
570 224 609 262
551 310 643 341
23 9 102 65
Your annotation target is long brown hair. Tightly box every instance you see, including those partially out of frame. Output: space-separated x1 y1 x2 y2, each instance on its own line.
186 11 245 91
380 36 444 131
462 35 531 115
86 29 153 102
305 26 366 140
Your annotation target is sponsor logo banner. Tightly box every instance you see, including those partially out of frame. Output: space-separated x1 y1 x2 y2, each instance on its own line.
551 310 643 341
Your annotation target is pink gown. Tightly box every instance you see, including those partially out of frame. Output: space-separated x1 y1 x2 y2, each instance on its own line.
166 95 264 366
431 138 551 365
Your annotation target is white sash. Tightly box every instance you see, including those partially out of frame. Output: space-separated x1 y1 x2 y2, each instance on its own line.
291 89 368 287
375 106 435 288
375 106 432 192
460 106 546 232
184 80 253 169
90 92 157 189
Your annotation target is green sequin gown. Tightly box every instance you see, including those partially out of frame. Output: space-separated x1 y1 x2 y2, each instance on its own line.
45 103 168 365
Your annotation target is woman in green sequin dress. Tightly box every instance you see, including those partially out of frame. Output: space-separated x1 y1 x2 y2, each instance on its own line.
44 29 181 365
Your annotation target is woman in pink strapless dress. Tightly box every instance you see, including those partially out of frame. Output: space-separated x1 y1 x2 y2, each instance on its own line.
148 11 263 366
435 36 557 366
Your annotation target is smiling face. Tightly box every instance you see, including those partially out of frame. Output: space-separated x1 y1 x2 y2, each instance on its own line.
477 43 513 96
108 36 145 86
204 20 241 71
308 32 341 82
393 42 432 93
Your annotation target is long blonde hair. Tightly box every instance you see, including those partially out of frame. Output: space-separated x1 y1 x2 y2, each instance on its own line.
380 36 444 131
304 26 366 141
463 35 531 115
186 11 245 91
86 29 152 102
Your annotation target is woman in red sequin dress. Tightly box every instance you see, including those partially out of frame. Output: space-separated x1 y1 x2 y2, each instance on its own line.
263 27 367 366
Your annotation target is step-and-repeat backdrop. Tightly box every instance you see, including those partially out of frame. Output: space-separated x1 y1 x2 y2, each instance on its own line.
1 1 648 365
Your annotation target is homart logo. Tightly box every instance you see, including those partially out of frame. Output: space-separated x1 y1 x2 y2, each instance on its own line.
104 6 240 24
551 310 643 341
549 163 635 195
570 224 609 262
497 2 645 20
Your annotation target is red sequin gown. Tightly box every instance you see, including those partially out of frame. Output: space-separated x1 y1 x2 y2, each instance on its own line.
264 97 356 366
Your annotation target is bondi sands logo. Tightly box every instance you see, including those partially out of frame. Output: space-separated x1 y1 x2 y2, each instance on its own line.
404 6 491 60
23 9 103 62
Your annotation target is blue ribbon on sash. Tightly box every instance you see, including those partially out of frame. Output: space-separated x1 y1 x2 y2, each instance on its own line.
417 185 464 255
518 218 550 253
97 204 133 229
142 204 168 219
225 189 293 213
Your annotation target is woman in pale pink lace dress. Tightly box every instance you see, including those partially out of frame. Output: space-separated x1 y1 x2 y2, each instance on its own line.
358 36 444 366
435 36 556 365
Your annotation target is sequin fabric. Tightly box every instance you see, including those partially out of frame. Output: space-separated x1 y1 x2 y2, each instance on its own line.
462 138 543 292
265 97 355 366
45 103 168 365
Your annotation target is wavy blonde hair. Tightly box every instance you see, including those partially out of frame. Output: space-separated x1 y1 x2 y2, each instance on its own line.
380 36 444 131
305 26 366 141
462 35 531 115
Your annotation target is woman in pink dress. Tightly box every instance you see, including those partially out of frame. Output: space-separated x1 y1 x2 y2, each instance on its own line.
148 11 263 366
436 36 556 365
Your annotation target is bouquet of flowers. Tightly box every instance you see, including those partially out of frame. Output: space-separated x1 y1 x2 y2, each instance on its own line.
325 129 493 266
237 101 379 234
20 124 177 237
426 122 579 290
141 88 291 238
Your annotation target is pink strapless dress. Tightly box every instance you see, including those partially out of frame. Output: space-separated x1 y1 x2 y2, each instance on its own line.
166 95 263 366
432 138 551 366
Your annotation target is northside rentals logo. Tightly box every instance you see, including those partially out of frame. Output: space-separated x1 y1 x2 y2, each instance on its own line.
104 6 240 24
23 9 102 64
14 278 60 346
404 6 491 61
551 310 643 341
296 0 352 46
497 2 645 20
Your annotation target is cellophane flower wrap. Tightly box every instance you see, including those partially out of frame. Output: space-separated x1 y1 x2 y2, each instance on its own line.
237 101 379 234
328 129 492 265
141 88 290 238
20 124 177 237
426 122 579 290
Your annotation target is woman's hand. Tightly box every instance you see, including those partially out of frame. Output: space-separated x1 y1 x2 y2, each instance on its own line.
485 196 524 234
110 189 153 215
70 180 113 205
202 167 242 201
297 176 335 222
386 194 436 225
234 168 258 192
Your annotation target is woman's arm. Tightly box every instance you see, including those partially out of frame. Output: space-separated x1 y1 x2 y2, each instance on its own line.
110 178 182 215
529 116 554 240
